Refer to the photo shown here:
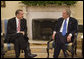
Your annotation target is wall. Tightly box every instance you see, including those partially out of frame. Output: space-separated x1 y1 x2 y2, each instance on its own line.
1 1 83 40
1 1 24 33
70 1 83 25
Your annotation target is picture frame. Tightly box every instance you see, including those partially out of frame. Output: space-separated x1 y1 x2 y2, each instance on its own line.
1 1 6 7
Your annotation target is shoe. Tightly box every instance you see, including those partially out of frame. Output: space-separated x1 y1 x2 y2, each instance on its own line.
25 54 37 58
30 54 37 57
64 51 69 57
25 55 33 58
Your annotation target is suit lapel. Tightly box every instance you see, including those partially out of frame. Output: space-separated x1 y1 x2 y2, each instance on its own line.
60 18 64 27
67 17 71 33
20 19 22 30
61 19 64 25
13 17 17 31
58 18 64 31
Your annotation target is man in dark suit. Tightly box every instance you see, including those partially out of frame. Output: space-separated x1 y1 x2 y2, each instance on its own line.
52 9 78 58
6 9 37 58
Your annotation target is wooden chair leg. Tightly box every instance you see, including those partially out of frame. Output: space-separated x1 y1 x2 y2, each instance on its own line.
75 46 77 55
1 55 4 58
71 46 74 58
47 48 49 58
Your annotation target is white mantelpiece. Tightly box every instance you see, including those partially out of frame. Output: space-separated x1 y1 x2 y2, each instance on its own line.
24 6 69 40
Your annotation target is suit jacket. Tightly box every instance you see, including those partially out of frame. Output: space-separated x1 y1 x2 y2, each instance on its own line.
54 17 78 41
6 17 29 43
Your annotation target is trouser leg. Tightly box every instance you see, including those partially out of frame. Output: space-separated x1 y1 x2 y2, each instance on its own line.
24 47 30 58
54 45 61 58
54 32 61 58
15 49 20 58
54 32 68 58
23 41 31 58
59 33 68 57
62 45 68 57
27 40 31 54
14 39 20 58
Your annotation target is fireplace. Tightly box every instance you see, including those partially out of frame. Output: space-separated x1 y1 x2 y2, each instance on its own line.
24 6 69 40
32 19 57 40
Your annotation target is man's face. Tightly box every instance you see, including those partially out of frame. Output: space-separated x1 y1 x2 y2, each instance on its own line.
17 11 24 19
62 10 69 19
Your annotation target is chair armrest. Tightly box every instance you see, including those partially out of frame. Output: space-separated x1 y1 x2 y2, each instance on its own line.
1 33 4 37
47 39 53 44
4 43 14 51
47 39 53 49
81 35 83 39
72 33 78 46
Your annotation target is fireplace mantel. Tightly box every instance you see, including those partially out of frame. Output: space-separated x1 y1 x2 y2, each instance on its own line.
23 6 70 40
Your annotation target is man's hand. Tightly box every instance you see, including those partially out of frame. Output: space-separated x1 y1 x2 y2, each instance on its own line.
67 35 72 42
20 31 25 35
52 33 56 40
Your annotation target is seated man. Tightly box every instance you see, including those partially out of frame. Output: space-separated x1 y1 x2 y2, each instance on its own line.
52 9 78 58
6 9 37 58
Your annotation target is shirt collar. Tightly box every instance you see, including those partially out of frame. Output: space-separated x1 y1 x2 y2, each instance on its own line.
67 17 69 20
64 17 69 20
16 17 19 21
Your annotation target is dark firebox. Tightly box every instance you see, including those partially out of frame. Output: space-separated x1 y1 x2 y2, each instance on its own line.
32 19 57 40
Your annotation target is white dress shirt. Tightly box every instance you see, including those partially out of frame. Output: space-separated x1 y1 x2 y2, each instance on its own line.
16 17 20 33
60 17 69 33
53 17 72 37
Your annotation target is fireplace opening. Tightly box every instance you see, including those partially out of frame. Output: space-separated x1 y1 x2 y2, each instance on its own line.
32 19 57 40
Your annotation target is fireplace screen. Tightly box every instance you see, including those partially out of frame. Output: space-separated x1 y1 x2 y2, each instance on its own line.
32 19 57 40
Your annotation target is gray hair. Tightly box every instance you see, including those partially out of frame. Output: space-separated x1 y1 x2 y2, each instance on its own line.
65 9 71 17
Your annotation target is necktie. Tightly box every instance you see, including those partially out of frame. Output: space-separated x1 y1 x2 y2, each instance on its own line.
62 20 67 36
17 20 20 32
